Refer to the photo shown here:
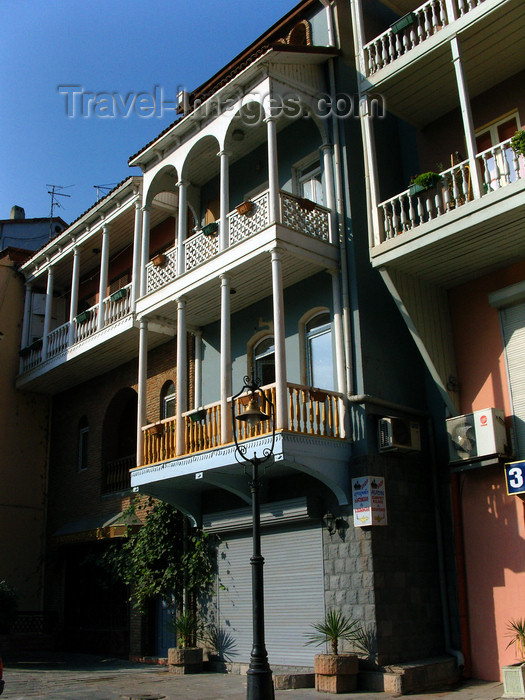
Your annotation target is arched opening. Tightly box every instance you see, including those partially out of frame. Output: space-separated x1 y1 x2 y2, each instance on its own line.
160 380 176 420
101 387 137 493
304 311 334 390
78 415 89 471
253 335 276 386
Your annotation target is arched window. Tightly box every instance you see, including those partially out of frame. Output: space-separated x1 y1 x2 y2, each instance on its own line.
305 312 334 390
161 380 176 419
253 336 275 386
78 416 89 471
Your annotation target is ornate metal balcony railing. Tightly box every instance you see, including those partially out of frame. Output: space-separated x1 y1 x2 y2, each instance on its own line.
377 137 524 243
102 454 135 494
363 0 485 77
141 383 346 467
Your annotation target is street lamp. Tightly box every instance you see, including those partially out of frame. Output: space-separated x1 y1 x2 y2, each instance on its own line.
231 375 275 700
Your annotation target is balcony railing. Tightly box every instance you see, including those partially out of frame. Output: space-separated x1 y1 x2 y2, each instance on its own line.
377 138 524 242
20 283 133 373
102 454 135 493
363 0 485 77
141 383 345 466
145 190 332 295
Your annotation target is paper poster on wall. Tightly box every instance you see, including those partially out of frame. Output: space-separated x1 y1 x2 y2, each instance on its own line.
352 476 387 527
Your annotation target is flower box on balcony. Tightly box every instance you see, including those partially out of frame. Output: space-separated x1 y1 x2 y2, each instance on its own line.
75 310 91 324
409 171 442 193
297 196 316 212
18 345 32 357
150 423 164 436
152 253 166 267
390 12 417 34
236 200 253 216
110 288 128 302
310 388 328 402
408 183 426 196
188 408 207 423
202 222 219 236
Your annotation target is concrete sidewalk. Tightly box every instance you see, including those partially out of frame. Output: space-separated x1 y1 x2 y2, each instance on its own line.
2 653 504 700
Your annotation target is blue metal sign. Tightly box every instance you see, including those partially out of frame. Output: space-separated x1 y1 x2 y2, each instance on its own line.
505 461 525 495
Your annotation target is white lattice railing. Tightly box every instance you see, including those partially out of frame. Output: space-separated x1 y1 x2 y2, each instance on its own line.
280 193 331 241
46 322 69 359
146 245 178 294
363 0 485 77
377 138 524 242
184 231 219 272
228 191 270 245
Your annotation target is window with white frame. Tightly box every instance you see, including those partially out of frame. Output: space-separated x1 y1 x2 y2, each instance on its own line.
476 112 522 189
78 416 89 471
293 154 324 206
160 380 176 420
305 312 334 390
253 336 276 386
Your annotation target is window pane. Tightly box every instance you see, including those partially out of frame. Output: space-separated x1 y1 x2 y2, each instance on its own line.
308 330 334 390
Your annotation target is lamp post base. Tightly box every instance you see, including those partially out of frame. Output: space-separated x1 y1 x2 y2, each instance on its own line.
247 667 275 700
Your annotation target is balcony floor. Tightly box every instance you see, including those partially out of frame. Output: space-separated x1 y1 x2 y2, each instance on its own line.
131 431 352 524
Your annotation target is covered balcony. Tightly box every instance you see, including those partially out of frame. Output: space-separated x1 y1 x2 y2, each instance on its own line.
131 382 351 524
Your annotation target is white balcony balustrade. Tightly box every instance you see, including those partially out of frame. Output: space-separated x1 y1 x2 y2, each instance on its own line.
363 0 485 77
144 190 332 295
377 137 523 243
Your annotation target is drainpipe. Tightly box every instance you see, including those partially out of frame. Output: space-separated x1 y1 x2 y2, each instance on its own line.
328 58 354 395
348 393 466 670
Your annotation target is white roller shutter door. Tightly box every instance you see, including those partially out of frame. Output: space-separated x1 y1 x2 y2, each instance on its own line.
216 523 325 666
501 302 525 458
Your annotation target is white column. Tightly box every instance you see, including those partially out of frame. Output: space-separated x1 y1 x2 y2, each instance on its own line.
320 144 337 244
271 248 288 430
266 116 280 224
97 225 110 331
349 0 367 78
330 270 346 395
359 95 383 246
194 330 202 409
137 319 148 467
220 275 232 444
131 200 143 309
177 180 188 276
21 283 32 348
219 150 230 251
451 37 482 199
68 247 80 344
444 0 457 21
41 267 54 361
139 205 150 297
176 297 187 456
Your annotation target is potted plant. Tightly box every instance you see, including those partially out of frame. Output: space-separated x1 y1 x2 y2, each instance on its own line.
502 617 525 697
297 196 316 211
408 171 442 195
305 609 366 694
75 310 91 324
202 222 219 236
188 408 207 423
511 130 525 158
110 287 128 302
235 200 253 216
152 253 166 267
167 611 204 674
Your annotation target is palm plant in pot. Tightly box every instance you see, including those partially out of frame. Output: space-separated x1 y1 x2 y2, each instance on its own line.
502 617 525 697
167 610 204 674
305 609 366 694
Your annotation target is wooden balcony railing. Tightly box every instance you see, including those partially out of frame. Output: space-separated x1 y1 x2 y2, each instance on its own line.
141 383 346 467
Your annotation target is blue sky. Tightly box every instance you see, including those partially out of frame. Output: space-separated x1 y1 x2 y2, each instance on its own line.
1 0 299 224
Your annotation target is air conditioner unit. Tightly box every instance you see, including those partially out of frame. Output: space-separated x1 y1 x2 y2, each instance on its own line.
446 408 507 463
378 417 421 452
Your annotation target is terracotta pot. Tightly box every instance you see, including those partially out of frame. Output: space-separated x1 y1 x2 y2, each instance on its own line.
168 646 203 674
152 253 166 267
314 653 358 694
236 200 253 215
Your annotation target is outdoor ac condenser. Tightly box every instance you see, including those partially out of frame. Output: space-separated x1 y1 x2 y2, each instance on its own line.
446 408 507 463
378 417 421 452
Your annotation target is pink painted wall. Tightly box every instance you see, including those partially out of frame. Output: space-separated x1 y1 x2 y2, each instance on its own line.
449 261 525 680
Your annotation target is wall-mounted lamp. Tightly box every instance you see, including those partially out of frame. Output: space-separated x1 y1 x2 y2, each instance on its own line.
323 511 344 537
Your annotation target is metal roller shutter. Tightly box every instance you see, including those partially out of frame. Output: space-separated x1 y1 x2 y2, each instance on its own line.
501 302 525 458
216 523 325 667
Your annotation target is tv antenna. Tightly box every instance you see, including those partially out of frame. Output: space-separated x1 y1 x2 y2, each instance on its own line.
94 183 118 200
47 184 73 239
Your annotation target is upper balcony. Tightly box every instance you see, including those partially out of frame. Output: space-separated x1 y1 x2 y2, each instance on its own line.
370 137 525 287
358 0 525 128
